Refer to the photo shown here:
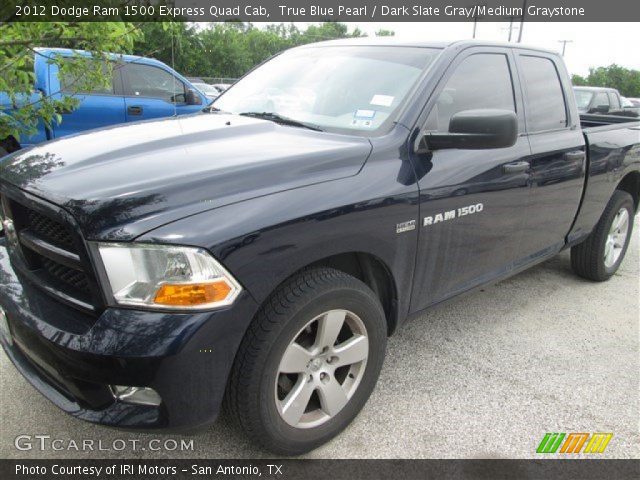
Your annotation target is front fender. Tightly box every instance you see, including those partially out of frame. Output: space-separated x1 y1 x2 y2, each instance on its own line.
139 169 420 327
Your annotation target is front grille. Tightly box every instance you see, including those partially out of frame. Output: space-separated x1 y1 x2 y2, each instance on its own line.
26 209 76 251
41 257 92 295
4 196 101 314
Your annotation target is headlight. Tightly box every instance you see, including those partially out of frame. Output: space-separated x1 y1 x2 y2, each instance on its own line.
96 243 241 310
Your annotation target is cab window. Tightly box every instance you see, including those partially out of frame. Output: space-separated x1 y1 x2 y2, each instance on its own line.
425 53 515 132
519 55 567 132
122 64 186 103
59 59 116 95
592 92 610 111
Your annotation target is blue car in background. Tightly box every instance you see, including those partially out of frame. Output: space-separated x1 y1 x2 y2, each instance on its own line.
0 48 210 153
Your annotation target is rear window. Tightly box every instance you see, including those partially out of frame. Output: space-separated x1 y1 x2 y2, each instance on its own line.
608 92 621 110
593 92 610 109
519 56 567 132
574 90 593 110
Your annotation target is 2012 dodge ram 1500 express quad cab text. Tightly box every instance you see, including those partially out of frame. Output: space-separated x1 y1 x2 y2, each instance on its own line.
0 40 638 455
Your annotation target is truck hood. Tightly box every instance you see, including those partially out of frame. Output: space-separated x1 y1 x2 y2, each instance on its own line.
0 113 371 240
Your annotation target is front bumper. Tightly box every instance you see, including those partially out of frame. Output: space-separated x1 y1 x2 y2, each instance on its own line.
0 239 259 431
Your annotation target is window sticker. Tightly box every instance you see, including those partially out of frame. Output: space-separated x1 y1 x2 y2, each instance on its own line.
354 109 376 119
351 109 376 128
370 94 394 107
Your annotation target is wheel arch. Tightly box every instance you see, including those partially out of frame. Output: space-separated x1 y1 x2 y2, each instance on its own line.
307 252 399 336
617 171 640 212
254 251 400 337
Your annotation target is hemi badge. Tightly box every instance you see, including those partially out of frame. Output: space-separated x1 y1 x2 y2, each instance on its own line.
396 220 416 234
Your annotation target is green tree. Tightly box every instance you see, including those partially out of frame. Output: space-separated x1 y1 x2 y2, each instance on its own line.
572 65 640 97
375 29 395 37
131 22 201 76
571 74 588 86
132 22 365 80
299 22 364 43
0 22 140 144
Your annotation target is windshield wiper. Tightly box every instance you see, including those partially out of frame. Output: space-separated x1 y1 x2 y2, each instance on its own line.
239 112 323 131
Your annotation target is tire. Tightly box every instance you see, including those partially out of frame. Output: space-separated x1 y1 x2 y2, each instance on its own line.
225 267 387 455
1 136 20 156
571 190 635 281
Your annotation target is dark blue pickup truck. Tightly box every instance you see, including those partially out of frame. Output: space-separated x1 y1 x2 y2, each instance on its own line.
1 39 638 455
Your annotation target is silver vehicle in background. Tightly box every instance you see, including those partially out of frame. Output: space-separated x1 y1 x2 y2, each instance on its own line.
192 82 223 100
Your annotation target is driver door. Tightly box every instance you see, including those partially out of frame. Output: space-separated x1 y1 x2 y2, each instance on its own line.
409 47 532 312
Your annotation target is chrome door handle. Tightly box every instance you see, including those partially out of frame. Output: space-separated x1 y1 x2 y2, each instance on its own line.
564 151 585 162
502 161 530 174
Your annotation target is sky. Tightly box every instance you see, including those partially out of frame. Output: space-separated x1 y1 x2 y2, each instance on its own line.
288 22 639 76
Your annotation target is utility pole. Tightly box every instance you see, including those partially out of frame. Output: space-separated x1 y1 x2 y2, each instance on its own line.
558 39 573 56
517 0 527 42
501 17 519 42
472 3 486 39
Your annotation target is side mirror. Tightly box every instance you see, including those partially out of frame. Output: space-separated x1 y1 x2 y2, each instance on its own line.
593 104 610 114
419 109 518 151
185 89 202 106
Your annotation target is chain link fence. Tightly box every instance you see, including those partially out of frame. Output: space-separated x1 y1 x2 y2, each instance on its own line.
188 77 238 85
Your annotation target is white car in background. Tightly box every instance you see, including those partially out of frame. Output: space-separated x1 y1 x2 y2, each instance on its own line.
192 82 222 101
211 83 232 93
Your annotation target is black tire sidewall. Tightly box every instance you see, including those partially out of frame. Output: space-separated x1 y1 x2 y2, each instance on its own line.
256 284 386 454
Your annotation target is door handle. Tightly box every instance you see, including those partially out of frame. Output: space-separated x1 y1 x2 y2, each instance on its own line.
502 161 530 174
127 106 143 115
564 151 585 162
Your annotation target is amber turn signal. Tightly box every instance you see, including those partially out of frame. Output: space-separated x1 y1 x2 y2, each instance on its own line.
154 281 232 307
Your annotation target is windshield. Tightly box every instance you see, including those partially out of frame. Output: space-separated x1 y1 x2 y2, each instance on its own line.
574 89 594 110
213 46 441 134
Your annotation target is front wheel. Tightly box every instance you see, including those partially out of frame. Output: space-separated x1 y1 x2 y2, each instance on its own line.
571 190 635 281
225 267 387 455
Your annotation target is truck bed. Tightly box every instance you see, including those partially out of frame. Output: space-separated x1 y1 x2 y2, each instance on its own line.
568 114 640 246
580 113 640 130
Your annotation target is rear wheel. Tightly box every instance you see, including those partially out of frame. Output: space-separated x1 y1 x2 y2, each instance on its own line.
571 190 634 281
225 267 387 455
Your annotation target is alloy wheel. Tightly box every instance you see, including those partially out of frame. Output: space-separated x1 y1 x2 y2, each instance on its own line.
604 207 630 268
275 309 369 429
